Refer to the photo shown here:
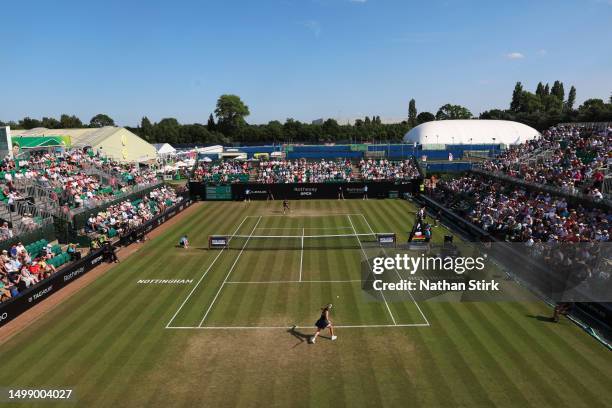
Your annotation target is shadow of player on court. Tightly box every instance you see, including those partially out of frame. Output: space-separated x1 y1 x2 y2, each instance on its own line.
288 325 330 348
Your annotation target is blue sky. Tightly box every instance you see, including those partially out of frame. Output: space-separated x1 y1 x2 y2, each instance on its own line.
1 0 611 125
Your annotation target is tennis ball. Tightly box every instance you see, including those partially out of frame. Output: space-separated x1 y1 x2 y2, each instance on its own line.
337 296 340 298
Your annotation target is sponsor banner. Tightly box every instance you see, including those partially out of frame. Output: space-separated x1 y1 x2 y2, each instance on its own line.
209 235 229 249
377 234 396 246
0 200 193 328
189 181 420 201
231 182 418 200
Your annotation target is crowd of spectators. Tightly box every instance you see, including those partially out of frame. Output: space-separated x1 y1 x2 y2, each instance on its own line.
431 175 611 244
86 186 183 239
191 158 422 184
0 242 60 302
256 159 353 183
359 159 420 181
0 149 163 244
0 149 161 211
481 125 611 199
191 161 249 184
1 184 183 303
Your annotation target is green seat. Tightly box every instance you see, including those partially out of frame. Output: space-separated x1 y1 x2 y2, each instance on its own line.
52 245 62 255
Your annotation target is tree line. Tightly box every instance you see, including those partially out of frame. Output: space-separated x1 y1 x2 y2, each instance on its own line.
480 81 612 130
2 86 611 145
0 113 116 130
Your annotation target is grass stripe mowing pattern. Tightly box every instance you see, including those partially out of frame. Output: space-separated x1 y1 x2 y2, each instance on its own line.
0 200 611 408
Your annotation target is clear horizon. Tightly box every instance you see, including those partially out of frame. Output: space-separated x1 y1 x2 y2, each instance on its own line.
1 0 611 126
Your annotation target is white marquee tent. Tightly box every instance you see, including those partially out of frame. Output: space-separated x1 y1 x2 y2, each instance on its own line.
153 143 176 156
404 120 540 145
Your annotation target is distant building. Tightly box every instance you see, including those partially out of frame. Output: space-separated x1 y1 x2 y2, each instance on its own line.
312 117 405 125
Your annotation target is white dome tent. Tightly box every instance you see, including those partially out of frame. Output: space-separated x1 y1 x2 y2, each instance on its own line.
404 120 540 146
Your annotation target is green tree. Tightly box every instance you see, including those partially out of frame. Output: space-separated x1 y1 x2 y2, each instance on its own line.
541 94 563 113
41 117 60 128
19 117 41 129
479 109 513 120
577 99 612 122
565 86 577 111
322 119 340 141
89 113 115 128
140 117 154 142
535 82 545 98
408 99 417 128
519 91 545 113
282 118 302 141
207 114 216 131
264 120 283 143
551 80 565 101
544 83 550 96
436 104 472 120
155 118 180 144
59 114 83 128
214 94 250 136
510 82 523 112
416 112 435 124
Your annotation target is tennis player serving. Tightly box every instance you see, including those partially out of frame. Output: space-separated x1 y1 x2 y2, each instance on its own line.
309 304 337 344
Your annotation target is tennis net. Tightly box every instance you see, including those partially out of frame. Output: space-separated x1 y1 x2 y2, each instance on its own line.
209 232 395 250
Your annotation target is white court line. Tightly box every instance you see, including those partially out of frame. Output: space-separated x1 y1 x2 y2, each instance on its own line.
359 213 430 326
167 323 430 330
255 227 353 230
198 216 262 327
299 227 304 282
165 216 249 328
246 213 366 218
347 214 397 326
226 279 362 284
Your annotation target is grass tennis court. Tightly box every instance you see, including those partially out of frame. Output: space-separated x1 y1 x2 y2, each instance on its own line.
166 212 428 330
1 200 611 407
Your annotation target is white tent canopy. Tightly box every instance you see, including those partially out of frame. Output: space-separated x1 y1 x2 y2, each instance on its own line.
153 143 176 155
197 145 223 154
403 120 540 145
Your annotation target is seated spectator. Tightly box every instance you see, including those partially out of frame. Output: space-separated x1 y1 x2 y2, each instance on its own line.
43 243 54 260
67 243 79 261
0 222 13 241
0 275 12 301
19 266 39 288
